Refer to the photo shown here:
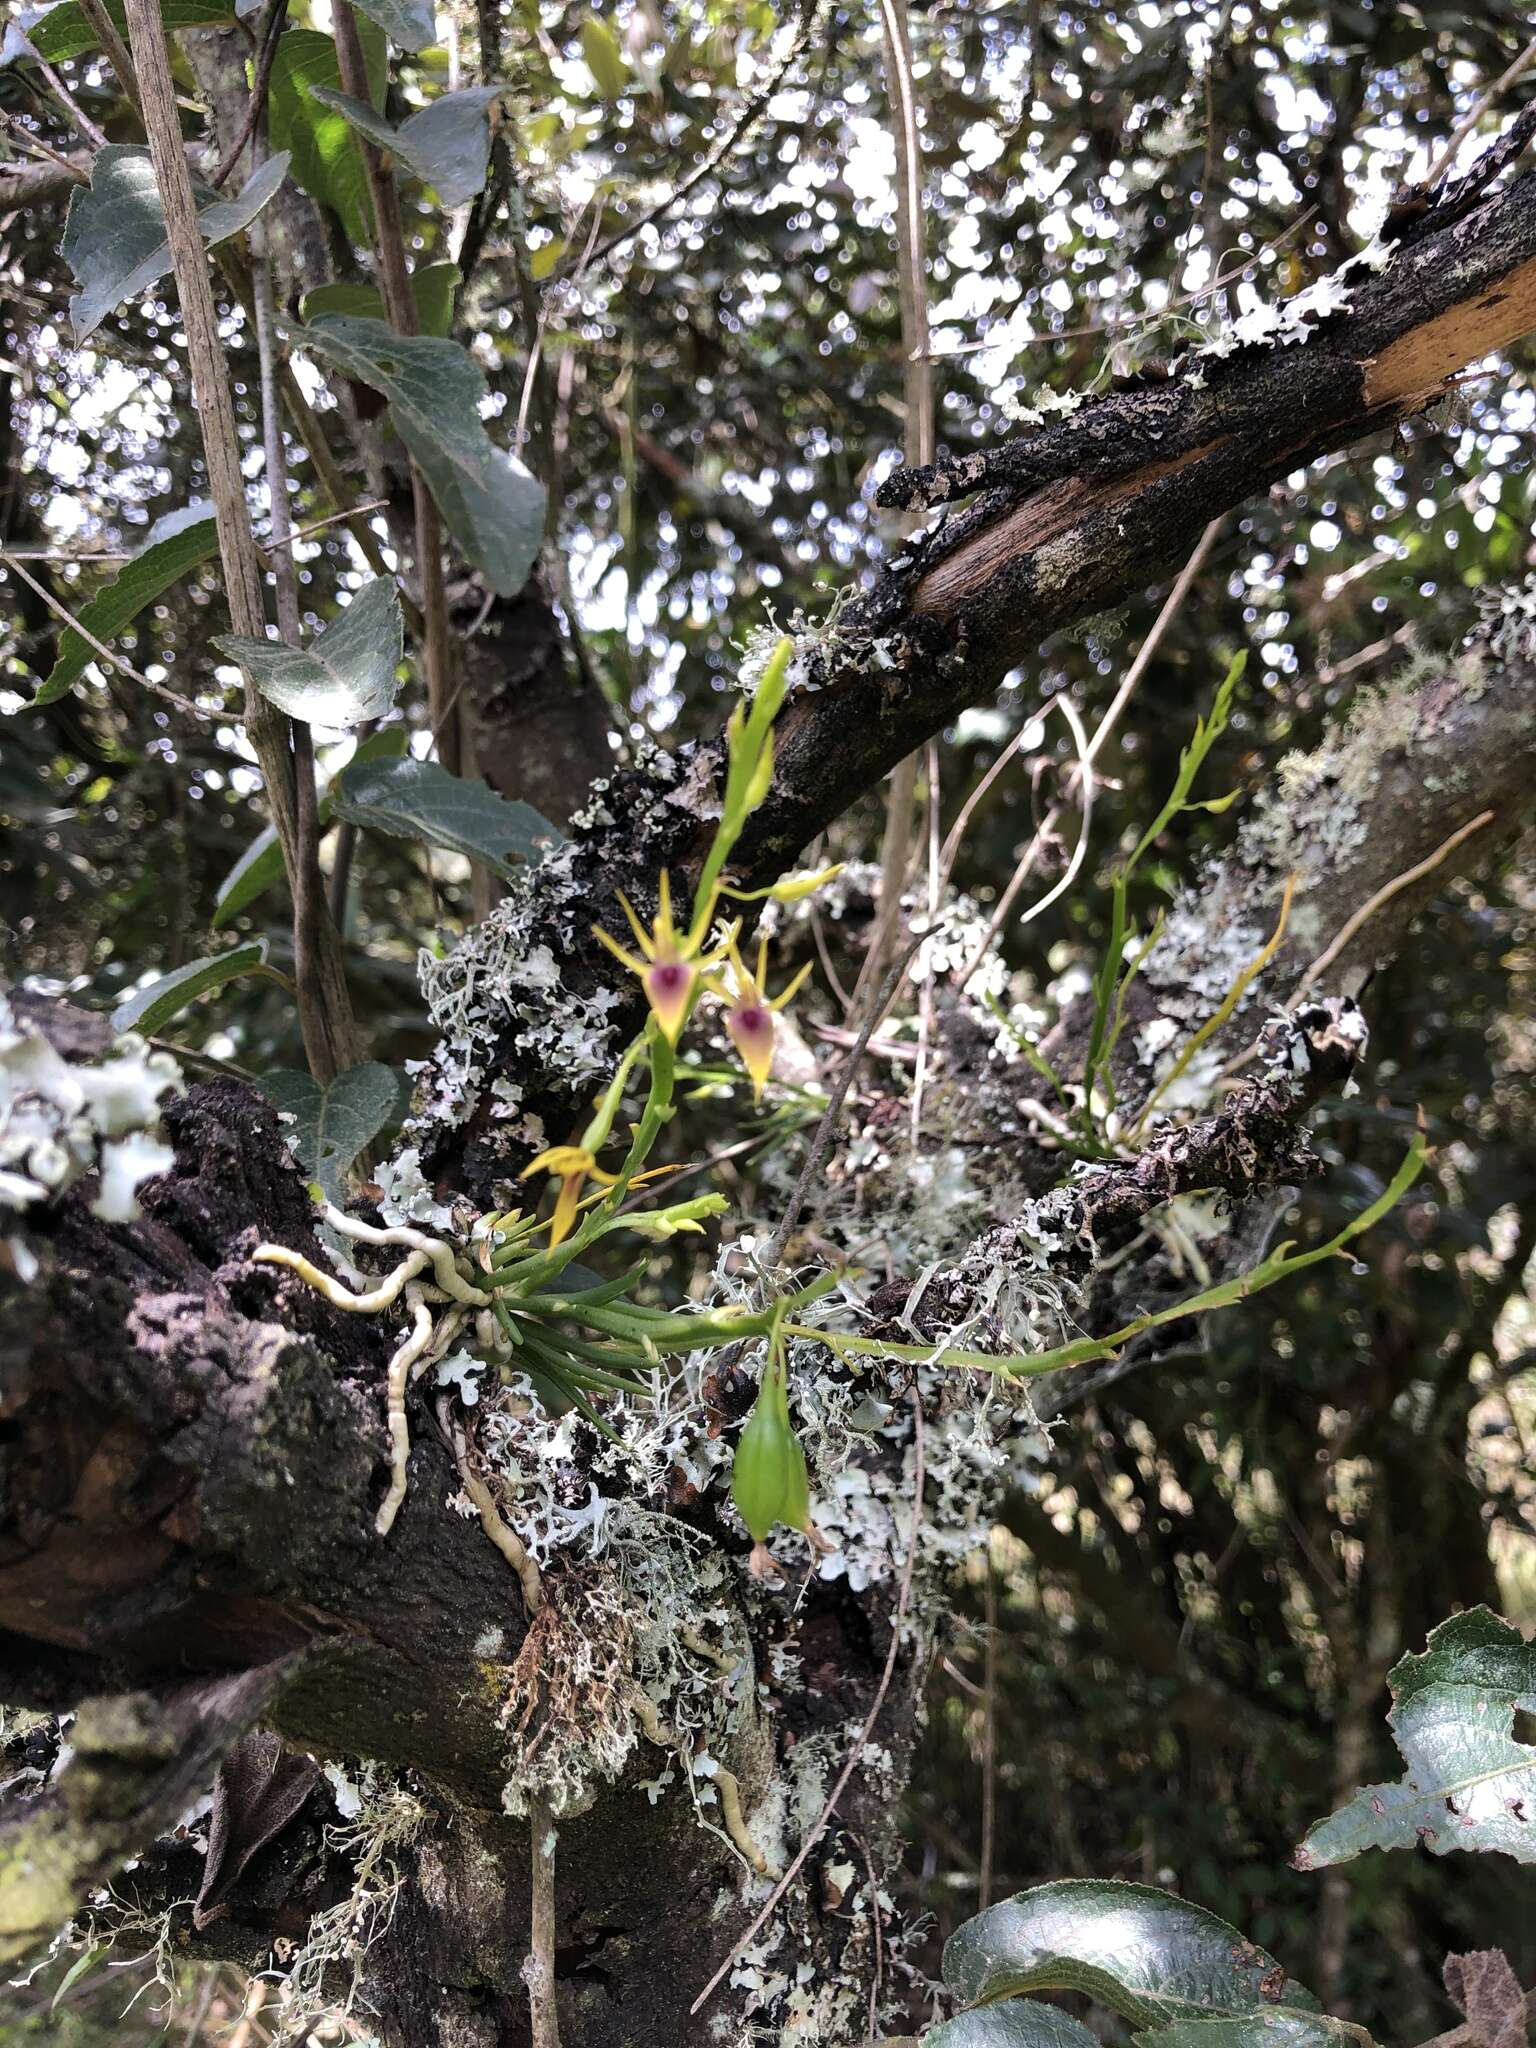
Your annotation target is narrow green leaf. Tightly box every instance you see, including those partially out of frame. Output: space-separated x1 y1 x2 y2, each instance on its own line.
26 0 235 64
212 727 408 928
1294 1608 1536 1869
942 1882 1319 2030
300 315 545 595
214 576 404 728
329 754 561 877
309 85 500 208
261 1061 401 1204
301 261 458 337
112 940 271 1034
580 17 630 97
927 2006 1104 2048
63 147 289 341
346 0 436 52
268 25 386 245
51 1945 107 2009
34 503 218 705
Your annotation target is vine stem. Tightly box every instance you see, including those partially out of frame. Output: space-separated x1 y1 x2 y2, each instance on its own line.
120 0 360 1082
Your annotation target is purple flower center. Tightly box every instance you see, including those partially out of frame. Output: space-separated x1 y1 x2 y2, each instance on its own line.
651 962 690 995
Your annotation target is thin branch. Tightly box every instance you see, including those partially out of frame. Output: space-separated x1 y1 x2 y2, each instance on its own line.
11 30 110 148
525 1796 562 2048
1423 31 1536 191
211 0 291 191
0 550 223 722
121 0 360 1083
1294 807 1496 995
690 1386 927 2019
582 0 821 273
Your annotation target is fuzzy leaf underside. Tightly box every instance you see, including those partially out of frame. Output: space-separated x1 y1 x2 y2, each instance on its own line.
299 314 545 594
63 149 288 341
328 755 560 878
1294 1608 1536 1868
309 85 500 208
943 1883 1320 2031
34 503 218 704
261 1062 400 1203
213 576 403 728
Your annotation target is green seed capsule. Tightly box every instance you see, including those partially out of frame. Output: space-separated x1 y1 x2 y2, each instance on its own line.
731 1368 804 1542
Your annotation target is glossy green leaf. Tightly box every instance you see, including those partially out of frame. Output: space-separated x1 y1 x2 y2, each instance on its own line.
111 940 271 1034
214 576 403 728
63 147 289 341
299 315 545 596
268 25 386 245
262 1061 400 1203
580 17 630 96
927 2007 1104 2048
26 0 235 63
34 503 218 705
943 1883 1319 2031
329 754 561 877
309 85 500 208
347 0 436 52
300 261 458 338
211 727 408 929
1135 2018 1371 2048
1294 1608 1536 1868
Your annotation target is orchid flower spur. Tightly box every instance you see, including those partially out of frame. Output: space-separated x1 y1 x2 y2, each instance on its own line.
710 935 812 1103
592 869 730 1043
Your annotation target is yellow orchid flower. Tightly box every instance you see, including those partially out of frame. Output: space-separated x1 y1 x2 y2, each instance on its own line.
710 935 812 1103
519 1143 621 1247
593 870 729 1043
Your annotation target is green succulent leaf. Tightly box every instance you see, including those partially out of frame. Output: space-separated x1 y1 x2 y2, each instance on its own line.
308 85 501 208
211 728 408 929
943 1882 1320 2032
214 576 404 728
34 503 218 705
346 0 437 52
926 2006 1105 2048
299 315 545 595
300 261 458 337
62 147 289 342
261 1061 401 1204
329 754 561 878
268 25 386 245
111 941 272 1035
1294 1608 1536 1868
25 0 236 64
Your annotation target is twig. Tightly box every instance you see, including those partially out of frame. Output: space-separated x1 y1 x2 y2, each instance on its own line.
261 497 392 556
1423 32 1536 191
583 0 820 273
12 30 110 148
1295 808 1496 995
0 550 223 721
766 932 927 1273
525 1796 562 2048
690 1386 927 2018
979 1554 997 1910
955 691 1094 992
853 1828 884 2043
909 739 942 1141
75 0 143 121
0 114 92 184
211 0 291 190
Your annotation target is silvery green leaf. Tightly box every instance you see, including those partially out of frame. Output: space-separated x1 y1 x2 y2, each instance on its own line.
309 85 500 208
214 577 403 729
943 1882 1319 2031
63 147 289 341
926 2002 1105 2048
1294 1608 1536 1868
329 755 560 878
300 316 545 595
346 0 436 52
111 941 271 1035
34 502 217 704
261 1062 400 1203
